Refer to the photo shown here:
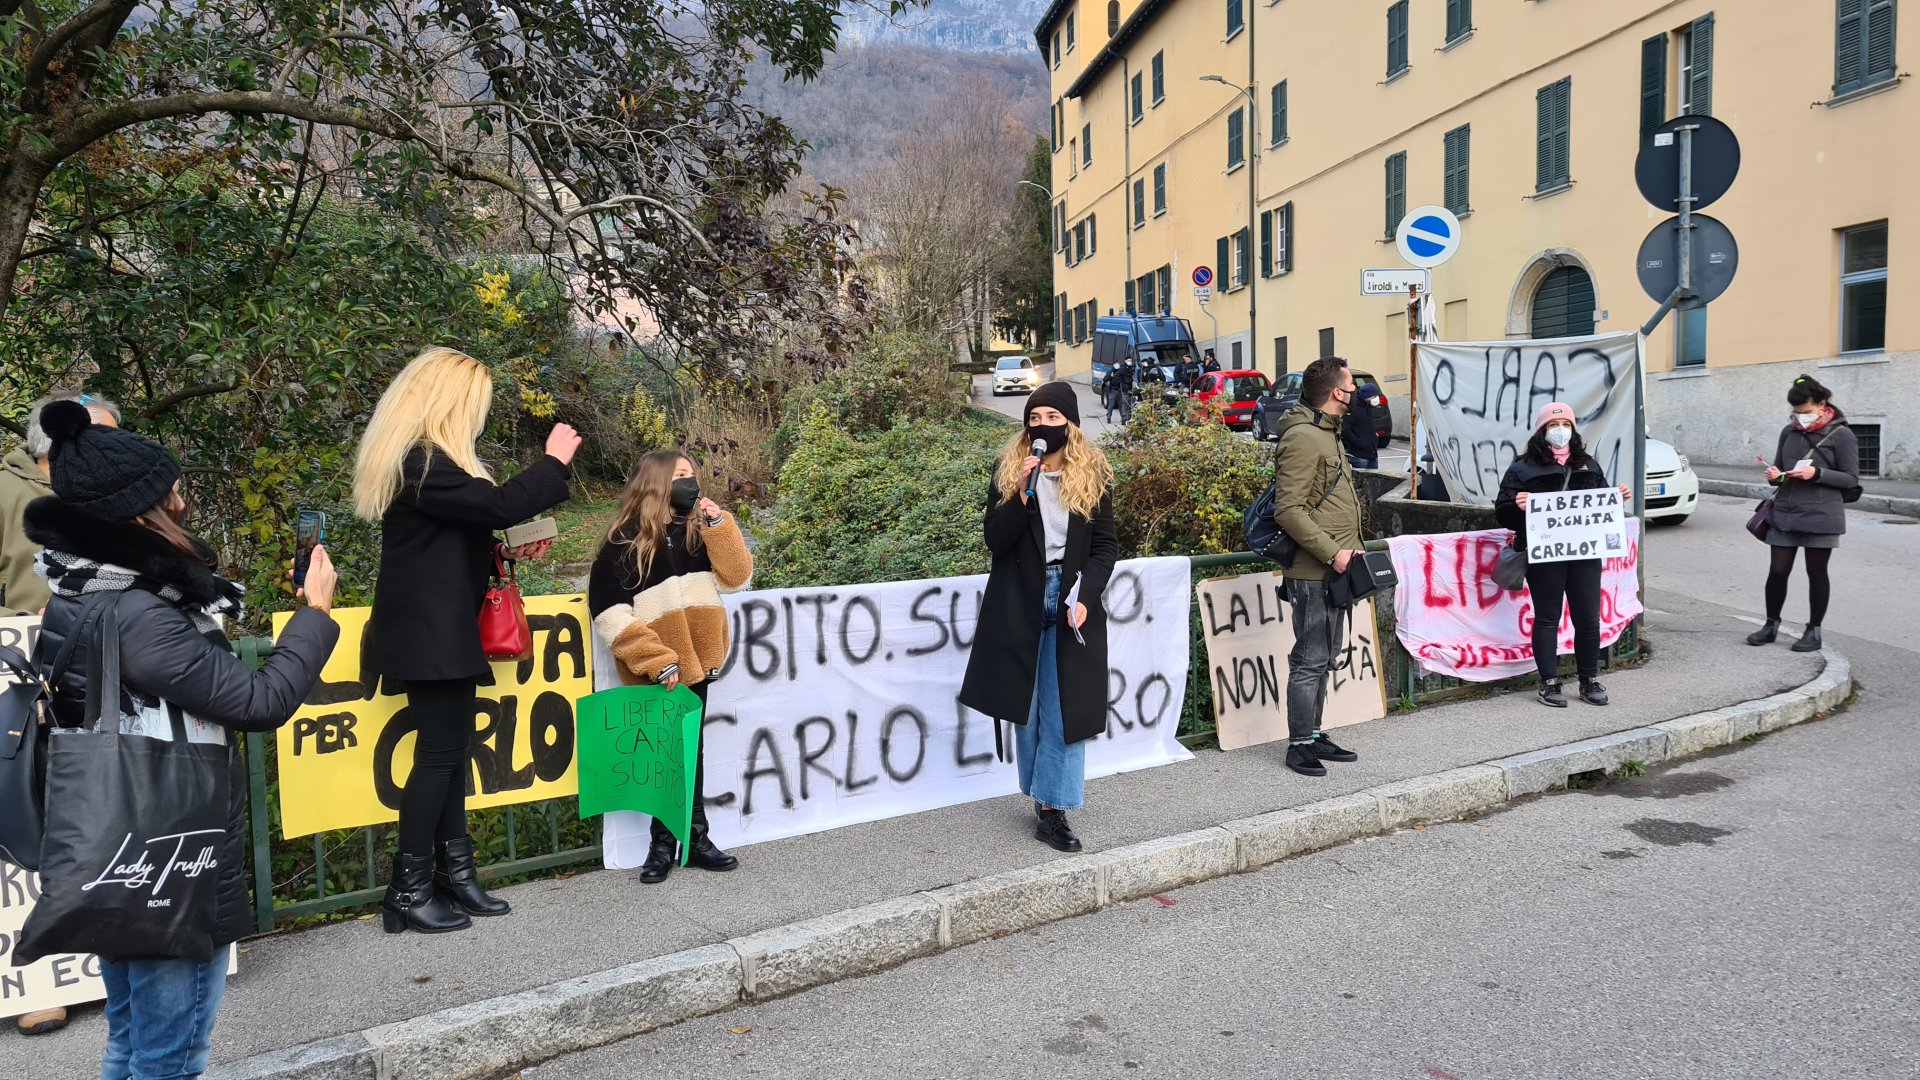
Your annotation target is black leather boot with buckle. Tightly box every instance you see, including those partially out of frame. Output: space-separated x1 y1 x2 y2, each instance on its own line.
383 853 470 934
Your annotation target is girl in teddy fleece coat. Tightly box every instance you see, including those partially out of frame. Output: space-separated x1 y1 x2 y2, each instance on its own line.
588 449 753 884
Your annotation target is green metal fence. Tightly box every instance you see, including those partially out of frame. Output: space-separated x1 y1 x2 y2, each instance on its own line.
232 547 1642 931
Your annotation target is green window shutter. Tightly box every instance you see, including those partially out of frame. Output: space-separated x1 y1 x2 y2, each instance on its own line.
1260 210 1273 277
1125 280 1136 313
1217 235 1231 283
1866 0 1899 86
1388 1 1409 75
1089 214 1097 253
1689 13 1714 115
1227 0 1244 37
1447 0 1471 42
1554 79 1572 186
1279 202 1293 272
1384 152 1406 239
1271 80 1288 143
1153 163 1166 212
1227 109 1244 168
1152 51 1164 101
1537 79 1571 190
1639 34 1667 140
1837 0 1867 93
1444 124 1470 214
1131 73 1142 120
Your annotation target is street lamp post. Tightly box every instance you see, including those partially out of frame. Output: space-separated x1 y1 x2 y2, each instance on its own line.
1201 74 1258 372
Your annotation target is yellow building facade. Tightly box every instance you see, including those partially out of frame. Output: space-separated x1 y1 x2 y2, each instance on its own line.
1039 0 1917 476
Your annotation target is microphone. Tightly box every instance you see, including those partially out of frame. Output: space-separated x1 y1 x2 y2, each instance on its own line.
1025 438 1048 498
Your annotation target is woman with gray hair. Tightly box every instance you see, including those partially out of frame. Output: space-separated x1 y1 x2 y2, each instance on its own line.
0 391 117 1039
2 393 120 616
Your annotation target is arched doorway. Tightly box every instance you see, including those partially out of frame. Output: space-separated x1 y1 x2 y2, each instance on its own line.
1529 265 1596 338
1505 248 1601 339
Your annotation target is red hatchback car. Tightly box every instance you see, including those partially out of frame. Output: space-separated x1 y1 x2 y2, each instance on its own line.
1188 369 1270 430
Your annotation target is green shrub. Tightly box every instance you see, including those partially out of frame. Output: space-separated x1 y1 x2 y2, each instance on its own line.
752 405 1007 588
1106 398 1272 558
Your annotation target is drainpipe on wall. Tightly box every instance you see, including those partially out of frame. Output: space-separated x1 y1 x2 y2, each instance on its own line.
1122 56 1133 311
1246 0 1258 373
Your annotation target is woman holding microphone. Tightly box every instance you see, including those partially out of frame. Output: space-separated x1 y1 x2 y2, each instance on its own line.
353 347 580 933
961 382 1118 852
1495 403 1631 709
588 449 754 883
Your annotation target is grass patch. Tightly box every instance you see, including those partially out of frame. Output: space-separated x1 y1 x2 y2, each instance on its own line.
1614 759 1647 778
550 484 621 567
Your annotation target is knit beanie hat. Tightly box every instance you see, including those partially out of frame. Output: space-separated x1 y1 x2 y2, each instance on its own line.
38 399 181 521
1534 401 1577 431
1024 381 1081 429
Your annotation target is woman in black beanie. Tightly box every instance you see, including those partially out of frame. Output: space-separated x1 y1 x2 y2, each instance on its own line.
21 401 340 1080
960 381 1118 852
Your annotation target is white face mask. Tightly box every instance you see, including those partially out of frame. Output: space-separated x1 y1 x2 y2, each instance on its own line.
1544 426 1573 448
1794 411 1819 429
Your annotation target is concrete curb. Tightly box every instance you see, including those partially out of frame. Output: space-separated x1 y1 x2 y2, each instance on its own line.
211 652 1852 1080
1696 478 1920 518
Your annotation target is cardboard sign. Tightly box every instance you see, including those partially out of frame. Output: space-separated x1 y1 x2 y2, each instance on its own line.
575 684 702 861
272 595 591 838
1194 571 1387 751
1525 488 1628 564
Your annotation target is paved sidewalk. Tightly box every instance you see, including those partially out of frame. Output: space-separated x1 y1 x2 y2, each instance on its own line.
2 600 1823 1078
1692 463 1920 517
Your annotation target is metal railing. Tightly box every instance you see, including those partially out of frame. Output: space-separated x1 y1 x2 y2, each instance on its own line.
231 547 1642 930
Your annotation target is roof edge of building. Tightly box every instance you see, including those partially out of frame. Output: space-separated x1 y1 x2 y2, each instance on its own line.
1062 0 1176 100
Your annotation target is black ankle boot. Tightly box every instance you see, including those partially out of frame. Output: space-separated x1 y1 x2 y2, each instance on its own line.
686 829 739 873
1034 804 1083 852
1791 625 1823 652
382 853 470 934
638 838 677 884
434 836 510 917
1746 620 1779 646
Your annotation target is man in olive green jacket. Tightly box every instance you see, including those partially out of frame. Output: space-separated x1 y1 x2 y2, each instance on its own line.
1269 357 1365 778
0 392 116 1039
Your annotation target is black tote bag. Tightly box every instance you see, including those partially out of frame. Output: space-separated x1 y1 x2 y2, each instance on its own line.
14 602 229 964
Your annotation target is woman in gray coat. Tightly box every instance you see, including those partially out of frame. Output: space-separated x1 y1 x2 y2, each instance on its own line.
1747 375 1859 653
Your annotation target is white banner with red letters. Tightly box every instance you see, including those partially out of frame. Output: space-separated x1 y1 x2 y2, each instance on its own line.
1383 523 1642 682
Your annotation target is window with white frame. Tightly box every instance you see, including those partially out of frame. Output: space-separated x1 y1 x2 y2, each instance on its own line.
1840 221 1888 352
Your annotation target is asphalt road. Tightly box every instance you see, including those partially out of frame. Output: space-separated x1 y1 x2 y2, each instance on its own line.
530 504 1920 1080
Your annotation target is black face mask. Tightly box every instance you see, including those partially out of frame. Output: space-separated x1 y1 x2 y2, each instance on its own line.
1028 423 1070 454
669 478 701 514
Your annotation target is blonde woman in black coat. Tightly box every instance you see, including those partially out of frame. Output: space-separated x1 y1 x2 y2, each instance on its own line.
960 382 1118 853
353 347 580 933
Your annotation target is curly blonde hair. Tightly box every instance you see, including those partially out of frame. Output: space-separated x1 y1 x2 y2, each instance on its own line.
993 422 1112 518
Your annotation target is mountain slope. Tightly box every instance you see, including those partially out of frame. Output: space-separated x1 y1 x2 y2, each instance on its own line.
840 0 1051 57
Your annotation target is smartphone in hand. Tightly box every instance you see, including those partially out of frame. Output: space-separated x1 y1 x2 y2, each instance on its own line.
294 510 326 587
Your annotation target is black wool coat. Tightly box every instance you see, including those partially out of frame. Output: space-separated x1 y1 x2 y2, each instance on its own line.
364 446 570 683
959 473 1119 745
24 498 339 953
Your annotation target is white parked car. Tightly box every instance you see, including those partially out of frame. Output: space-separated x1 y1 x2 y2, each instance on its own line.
1643 437 1700 525
991 355 1041 396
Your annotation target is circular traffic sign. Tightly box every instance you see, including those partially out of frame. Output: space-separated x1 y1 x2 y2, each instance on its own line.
1395 205 1461 269
1636 213 1739 309
1635 114 1740 213
1192 265 1214 287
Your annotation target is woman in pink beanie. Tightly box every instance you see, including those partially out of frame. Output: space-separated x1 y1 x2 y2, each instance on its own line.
1494 402 1632 708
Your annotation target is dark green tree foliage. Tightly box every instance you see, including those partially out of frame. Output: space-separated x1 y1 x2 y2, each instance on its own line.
0 1 930 355
995 133 1053 347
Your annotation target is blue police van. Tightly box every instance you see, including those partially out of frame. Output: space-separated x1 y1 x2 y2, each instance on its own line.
1089 313 1199 391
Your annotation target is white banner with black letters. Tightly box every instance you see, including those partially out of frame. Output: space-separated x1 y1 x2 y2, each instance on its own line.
1416 332 1643 505
599 557 1194 867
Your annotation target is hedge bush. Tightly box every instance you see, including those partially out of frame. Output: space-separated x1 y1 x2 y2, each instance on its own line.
1106 398 1273 559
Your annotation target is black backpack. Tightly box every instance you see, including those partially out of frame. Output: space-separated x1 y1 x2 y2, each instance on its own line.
1244 428 1342 568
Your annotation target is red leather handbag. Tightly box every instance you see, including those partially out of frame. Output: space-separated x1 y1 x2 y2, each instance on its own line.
479 551 533 662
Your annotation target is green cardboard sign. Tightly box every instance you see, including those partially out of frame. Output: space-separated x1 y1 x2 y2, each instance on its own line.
574 684 703 864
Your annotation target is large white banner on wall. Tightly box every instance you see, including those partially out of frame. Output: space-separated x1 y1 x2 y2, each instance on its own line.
1415 332 1644 505
599 557 1194 867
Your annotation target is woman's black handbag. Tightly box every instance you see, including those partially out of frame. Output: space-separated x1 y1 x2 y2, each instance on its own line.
1492 542 1528 591
1328 550 1399 609
1746 497 1774 542
0 643 50 870
14 601 230 964
0 593 115 871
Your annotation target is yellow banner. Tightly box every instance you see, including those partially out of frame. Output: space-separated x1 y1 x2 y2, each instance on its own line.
272 594 591 838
